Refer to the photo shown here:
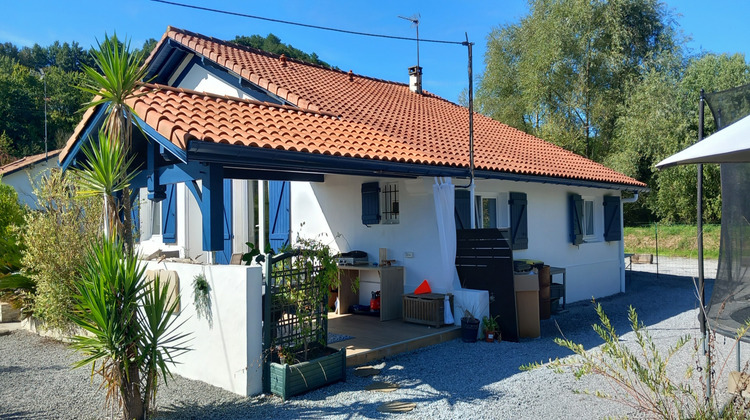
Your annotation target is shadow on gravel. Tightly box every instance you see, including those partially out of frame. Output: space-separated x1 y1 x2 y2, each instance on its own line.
336 270 714 411
155 398 418 419
156 271 713 418
1 410 45 420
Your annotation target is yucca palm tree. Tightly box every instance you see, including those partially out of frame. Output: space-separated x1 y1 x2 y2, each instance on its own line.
69 34 190 420
73 129 137 240
80 33 148 152
79 33 149 252
70 239 189 419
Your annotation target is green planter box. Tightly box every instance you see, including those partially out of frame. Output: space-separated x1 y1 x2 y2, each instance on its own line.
269 346 346 400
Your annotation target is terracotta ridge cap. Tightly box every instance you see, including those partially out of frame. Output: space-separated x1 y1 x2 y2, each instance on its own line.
165 26 452 96
137 82 341 118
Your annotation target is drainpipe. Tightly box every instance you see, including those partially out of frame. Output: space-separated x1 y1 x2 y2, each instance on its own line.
457 34 476 228
619 192 639 293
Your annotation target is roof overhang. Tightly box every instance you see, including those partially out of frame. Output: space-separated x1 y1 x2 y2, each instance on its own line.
188 140 648 192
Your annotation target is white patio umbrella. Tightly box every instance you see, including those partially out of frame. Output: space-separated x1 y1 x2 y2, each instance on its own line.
433 177 457 324
656 113 750 168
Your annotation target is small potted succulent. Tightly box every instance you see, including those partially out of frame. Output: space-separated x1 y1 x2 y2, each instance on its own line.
482 315 500 342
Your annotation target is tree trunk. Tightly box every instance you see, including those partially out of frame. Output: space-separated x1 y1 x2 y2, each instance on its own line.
122 187 134 255
121 362 144 420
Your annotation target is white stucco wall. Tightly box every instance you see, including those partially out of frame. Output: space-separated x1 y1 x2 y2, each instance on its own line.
172 55 256 101
142 260 263 396
291 175 625 304
1 159 57 209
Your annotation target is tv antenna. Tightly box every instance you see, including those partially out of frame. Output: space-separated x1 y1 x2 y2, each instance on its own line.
398 13 420 68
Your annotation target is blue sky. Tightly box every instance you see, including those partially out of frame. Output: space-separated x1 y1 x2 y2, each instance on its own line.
2 1 748 102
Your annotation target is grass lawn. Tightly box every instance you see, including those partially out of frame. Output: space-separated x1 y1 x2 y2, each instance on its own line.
624 224 720 259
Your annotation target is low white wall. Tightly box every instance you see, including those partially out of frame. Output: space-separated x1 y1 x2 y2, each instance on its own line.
143 261 263 396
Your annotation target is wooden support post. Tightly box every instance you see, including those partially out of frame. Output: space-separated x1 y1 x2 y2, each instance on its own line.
147 140 166 202
200 163 224 251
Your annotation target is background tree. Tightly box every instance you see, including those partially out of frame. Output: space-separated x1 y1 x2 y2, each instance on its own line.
231 33 332 67
609 53 750 223
477 0 750 224
477 0 676 161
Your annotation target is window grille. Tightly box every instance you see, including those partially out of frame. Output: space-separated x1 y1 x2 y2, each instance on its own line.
381 182 399 224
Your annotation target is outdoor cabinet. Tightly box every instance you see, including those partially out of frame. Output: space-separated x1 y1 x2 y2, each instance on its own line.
337 265 404 321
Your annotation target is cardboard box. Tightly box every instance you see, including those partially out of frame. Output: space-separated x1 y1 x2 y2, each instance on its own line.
514 273 540 338
514 272 539 291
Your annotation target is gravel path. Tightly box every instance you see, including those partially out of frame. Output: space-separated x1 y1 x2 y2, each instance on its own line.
1 268 746 419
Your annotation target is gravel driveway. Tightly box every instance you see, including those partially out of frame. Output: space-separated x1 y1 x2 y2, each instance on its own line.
1 267 745 419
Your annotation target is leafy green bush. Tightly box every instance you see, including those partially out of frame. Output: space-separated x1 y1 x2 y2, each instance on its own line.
0 180 31 310
525 302 749 419
21 169 101 332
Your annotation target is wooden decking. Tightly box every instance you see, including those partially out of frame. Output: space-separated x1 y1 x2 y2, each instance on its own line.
327 312 460 366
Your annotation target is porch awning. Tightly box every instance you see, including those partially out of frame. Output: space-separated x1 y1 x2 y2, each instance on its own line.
656 114 750 168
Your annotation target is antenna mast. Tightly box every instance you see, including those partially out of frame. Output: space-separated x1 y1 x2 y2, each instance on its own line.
398 14 420 68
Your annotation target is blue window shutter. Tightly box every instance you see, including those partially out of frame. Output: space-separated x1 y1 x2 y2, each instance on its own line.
269 181 290 253
361 182 380 225
216 179 233 264
603 196 622 242
162 184 177 243
569 194 583 245
509 192 528 250
454 189 470 230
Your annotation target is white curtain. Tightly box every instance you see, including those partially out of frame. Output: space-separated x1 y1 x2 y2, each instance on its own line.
433 177 459 324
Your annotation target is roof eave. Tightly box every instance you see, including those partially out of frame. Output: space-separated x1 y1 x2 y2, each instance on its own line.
187 141 648 191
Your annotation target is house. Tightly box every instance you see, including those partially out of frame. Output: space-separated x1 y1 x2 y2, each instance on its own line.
0 150 60 209
58 27 647 395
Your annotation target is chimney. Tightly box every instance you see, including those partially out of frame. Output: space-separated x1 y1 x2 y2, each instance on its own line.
279 54 287 67
408 66 423 94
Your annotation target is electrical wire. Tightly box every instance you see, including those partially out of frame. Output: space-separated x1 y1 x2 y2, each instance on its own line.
150 0 465 45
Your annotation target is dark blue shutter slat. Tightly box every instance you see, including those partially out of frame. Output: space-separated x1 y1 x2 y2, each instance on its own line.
162 184 177 243
216 179 233 264
569 194 583 245
454 189 470 230
269 181 290 253
603 196 622 242
361 182 380 225
509 192 528 250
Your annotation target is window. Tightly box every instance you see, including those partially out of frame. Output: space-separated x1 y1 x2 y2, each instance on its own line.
570 193 603 245
473 193 509 228
583 198 595 238
151 198 162 236
381 182 400 224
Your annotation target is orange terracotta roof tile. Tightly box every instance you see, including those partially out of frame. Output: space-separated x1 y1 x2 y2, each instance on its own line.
0 149 60 176
123 84 434 165
156 27 644 188
61 27 645 189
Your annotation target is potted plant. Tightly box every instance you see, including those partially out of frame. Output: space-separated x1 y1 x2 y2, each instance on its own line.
461 309 480 343
482 315 500 342
264 235 348 400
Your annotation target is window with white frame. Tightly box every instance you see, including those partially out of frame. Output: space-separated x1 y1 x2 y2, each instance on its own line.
474 192 509 229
